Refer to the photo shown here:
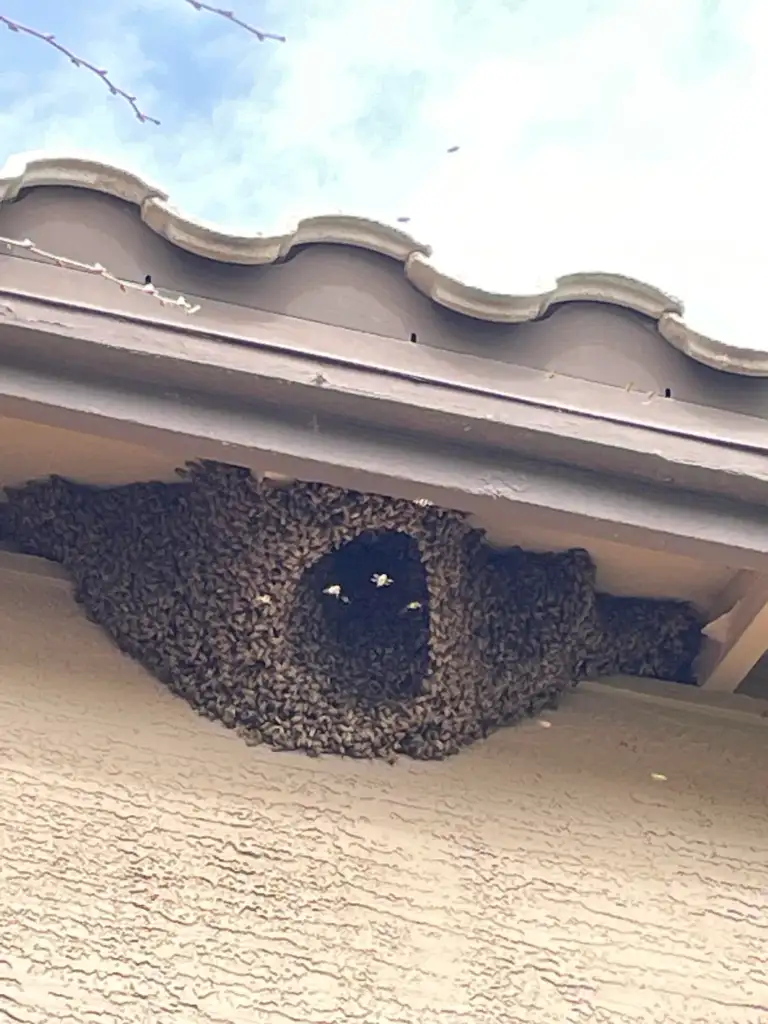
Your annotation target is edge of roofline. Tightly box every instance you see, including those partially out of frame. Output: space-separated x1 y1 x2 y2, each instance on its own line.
2 150 767 378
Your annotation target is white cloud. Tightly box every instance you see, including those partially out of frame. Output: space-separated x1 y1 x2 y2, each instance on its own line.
2 0 768 348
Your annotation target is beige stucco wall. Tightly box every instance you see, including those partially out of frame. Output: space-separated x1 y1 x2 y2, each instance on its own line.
1 558 767 1024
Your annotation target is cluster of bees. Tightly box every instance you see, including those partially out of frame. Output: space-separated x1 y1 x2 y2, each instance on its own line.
2 460 702 761
579 593 701 684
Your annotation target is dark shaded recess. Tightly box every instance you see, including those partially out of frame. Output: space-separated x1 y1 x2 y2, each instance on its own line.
581 594 702 685
2 461 703 760
287 530 430 706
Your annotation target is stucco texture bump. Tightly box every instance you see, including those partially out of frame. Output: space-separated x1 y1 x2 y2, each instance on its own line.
2 461 702 758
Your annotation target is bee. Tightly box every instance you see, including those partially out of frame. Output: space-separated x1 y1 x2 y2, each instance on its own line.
401 600 422 613
323 583 350 604
371 573 393 588
254 594 272 605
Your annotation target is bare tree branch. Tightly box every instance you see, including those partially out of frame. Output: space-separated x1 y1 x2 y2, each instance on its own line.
0 3 285 126
0 14 161 124
0 1 286 315
1 236 201 314
182 1 286 42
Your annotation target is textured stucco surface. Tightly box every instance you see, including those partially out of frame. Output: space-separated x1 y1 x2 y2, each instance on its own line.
0 562 767 1024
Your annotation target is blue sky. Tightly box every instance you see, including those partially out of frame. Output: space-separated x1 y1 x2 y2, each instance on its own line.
1 0 767 349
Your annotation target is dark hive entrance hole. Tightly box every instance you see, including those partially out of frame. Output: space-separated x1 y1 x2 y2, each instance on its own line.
290 530 430 705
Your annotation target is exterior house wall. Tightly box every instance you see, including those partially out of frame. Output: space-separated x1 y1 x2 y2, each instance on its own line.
1 557 766 1023
3 186 768 419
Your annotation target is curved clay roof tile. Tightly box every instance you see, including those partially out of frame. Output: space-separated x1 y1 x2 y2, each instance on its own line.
2 151 767 377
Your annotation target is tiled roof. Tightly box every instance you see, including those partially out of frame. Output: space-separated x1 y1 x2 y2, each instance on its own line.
2 151 767 377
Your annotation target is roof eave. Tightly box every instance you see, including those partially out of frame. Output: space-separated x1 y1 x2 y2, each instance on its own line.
2 287 768 571
3 151 768 377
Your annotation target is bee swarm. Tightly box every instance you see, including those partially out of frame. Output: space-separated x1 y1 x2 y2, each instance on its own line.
1 461 702 761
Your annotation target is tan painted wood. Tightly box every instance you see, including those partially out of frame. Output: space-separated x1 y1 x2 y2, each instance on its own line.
3 287 768 570
0 441 736 606
697 569 768 691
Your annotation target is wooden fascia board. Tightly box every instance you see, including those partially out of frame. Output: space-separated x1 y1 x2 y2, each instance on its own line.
697 571 768 691
2 345 768 573
3 287 768 507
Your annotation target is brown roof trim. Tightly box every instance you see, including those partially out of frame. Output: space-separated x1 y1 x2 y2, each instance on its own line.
3 342 768 572
2 287 768 571
4 285 768 491
3 151 767 378
4 258 768 460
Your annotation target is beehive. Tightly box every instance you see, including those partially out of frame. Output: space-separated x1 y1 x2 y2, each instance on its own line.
1 460 702 759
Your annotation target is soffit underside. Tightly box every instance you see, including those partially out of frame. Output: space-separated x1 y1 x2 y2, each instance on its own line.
0 414 735 609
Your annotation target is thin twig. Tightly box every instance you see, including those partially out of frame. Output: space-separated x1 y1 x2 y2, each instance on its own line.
0 14 160 124
1 4 284 125
182 0 286 42
1 236 201 314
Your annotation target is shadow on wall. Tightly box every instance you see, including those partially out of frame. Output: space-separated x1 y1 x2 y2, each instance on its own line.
0 462 702 761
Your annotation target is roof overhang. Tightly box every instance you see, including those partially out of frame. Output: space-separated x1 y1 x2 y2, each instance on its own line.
2 282 768 576
4 152 768 375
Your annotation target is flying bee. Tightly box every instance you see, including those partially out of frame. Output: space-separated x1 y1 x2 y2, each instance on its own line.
371 573 393 588
401 600 422 613
323 583 350 603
